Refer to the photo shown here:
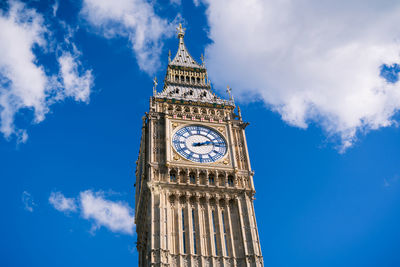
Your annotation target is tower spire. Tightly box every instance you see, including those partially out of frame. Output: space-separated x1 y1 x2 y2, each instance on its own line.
169 24 203 70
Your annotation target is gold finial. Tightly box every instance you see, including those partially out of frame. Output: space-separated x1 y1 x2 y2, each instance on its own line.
201 53 204 66
153 77 158 95
226 86 232 99
177 23 185 38
168 50 171 63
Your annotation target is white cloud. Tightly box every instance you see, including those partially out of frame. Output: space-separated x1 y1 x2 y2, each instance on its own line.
22 191 36 212
0 1 93 142
49 190 135 235
49 191 77 213
80 0 176 75
57 51 93 102
52 0 58 17
80 190 135 235
203 0 400 151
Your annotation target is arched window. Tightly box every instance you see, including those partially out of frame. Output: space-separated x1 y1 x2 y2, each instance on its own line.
209 174 215 185
191 77 195 84
170 171 177 182
228 175 234 187
196 77 200 84
175 75 179 81
189 172 196 184
186 76 190 83
181 75 184 82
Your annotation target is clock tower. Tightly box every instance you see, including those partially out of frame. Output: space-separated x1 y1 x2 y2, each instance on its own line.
135 24 263 267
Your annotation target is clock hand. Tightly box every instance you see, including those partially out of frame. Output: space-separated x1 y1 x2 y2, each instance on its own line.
193 141 212 146
193 141 225 147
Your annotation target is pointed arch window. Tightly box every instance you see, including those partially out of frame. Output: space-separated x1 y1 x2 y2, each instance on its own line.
170 171 177 182
209 174 215 185
189 172 196 184
228 175 234 187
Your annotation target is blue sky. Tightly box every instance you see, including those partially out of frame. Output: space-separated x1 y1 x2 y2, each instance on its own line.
1 0 400 266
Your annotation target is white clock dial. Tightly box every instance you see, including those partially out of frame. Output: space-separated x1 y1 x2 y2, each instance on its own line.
172 125 227 163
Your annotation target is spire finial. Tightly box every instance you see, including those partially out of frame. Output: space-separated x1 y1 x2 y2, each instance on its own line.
226 86 232 100
153 77 158 95
177 23 185 38
168 50 171 63
201 53 205 66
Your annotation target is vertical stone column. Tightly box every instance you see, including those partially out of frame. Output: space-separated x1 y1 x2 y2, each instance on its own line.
240 127 252 172
201 197 209 258
224 172 228 187
250 198 263 265
195 169 200 185
205 195 214 258
170 196 177 255
243 193 257 257
226 122 238 169
188 200 194 256
150 187 156 264
186 168 190 185
177 196 183 256
217 199 226 259
236 196 249 261
226 199 236 259
165 114 171 163
196 196 204 258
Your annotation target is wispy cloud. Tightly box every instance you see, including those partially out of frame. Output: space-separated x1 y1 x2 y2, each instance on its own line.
49 190 135 235
49 191 77 213
0 1 93 143
22 191 36 212
203 0 400 151
80 0 178 75
384 174 399 188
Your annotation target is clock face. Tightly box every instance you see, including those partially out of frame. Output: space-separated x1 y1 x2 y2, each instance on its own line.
172 125 227 163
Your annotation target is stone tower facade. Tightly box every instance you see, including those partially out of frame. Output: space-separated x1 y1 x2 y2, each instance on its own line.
135 24 263 267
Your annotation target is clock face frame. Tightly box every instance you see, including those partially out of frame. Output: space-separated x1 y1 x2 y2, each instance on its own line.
172 125 227 163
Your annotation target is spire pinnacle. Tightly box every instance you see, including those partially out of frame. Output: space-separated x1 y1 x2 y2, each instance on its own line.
153 77 158 95
177 23 185 38
226 86 232 99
